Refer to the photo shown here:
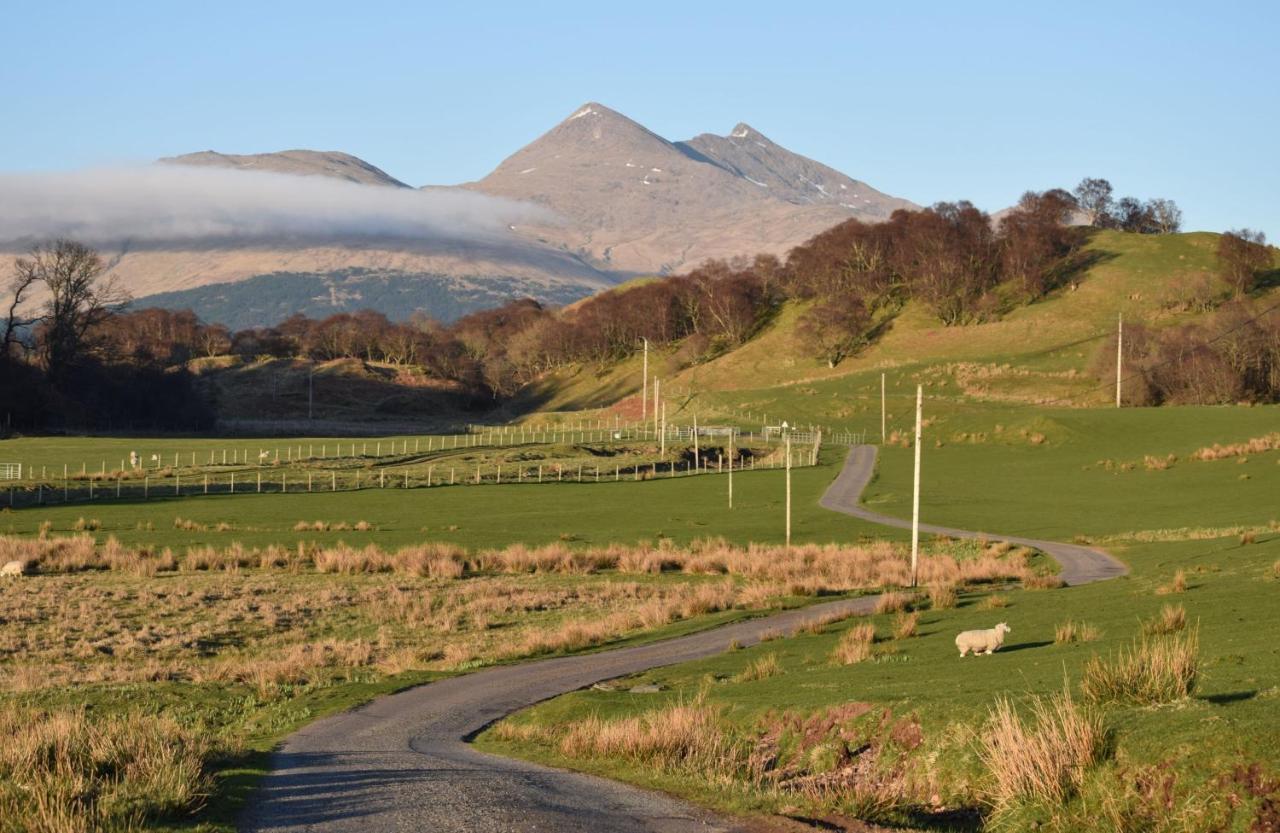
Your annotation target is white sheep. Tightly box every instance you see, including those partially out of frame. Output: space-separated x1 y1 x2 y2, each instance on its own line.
955 622 1011 657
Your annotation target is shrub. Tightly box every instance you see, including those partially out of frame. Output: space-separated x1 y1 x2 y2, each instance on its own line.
1054 620 1102 644
980 690 1106 813
1080 628 1199 705
830 622 877 665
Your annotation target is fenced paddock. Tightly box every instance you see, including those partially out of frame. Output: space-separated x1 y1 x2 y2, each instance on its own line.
0 419 861 511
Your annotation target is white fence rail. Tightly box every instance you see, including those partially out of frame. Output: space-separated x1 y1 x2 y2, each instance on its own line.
0 464 20 480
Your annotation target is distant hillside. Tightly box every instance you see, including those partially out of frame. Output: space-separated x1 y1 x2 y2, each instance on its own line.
138 269 598 329
160 149 410 187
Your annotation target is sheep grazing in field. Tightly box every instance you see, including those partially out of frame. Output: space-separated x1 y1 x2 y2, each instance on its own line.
955 622 1011 657
1 560 27 578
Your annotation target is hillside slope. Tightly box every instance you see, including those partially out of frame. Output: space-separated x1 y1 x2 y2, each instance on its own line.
521 231 1267 413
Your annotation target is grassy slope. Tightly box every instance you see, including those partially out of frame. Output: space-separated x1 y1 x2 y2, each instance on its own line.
522 230 1248 416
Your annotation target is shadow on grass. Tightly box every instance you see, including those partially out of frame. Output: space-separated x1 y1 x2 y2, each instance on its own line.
997 640 1053 653
1201 690 1257 705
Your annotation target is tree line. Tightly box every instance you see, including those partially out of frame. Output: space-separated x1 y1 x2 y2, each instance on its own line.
6 177 1275 428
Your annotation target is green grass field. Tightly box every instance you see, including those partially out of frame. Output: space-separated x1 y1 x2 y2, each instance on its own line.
472 401 1280 830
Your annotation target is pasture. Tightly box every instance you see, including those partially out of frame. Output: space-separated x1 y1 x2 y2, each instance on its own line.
1 398 1277 831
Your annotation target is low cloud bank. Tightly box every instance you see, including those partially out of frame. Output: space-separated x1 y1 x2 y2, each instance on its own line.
0 164 550 245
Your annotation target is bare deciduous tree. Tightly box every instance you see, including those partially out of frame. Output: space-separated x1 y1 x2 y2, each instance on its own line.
1217 229 1271 296
1073 178 1115 228
1146 198 1182 234
17 240 130 380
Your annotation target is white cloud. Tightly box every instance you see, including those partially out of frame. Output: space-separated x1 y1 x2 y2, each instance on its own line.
0 164 551 245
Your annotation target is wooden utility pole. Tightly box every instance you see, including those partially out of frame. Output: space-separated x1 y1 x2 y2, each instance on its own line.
1115 313 1123 408
728 428 734 509
653 378 660 438
783 421 792 548
881 372 887 443
693 413 700 469
911 385 923 587
660 401 666 456
641 338 648 423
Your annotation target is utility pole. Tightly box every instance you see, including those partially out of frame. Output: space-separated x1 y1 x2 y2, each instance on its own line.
660 401 666 456
911 385 922 587
653 377 660 439
728 428 734 509
783 421 792 548
693 413 700 469
641 338 649 423
1115 313 1123 408
880 372 886 444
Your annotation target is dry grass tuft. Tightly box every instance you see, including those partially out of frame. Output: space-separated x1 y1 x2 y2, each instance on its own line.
1081 628 1199 705
1192 432 1280 461
981 594 1010 610
1156 568 1188 595
1024 573 1066 590
980 689 1106 813
830 622 877 665
1240 530 1257 545
734 652 783 682
1054 620 1102 644
927 583 957 609
0 705 211 831
798 607 862 635
892 611 919 640
559 698 740 776
874 591 912 614
1141 604 1187 636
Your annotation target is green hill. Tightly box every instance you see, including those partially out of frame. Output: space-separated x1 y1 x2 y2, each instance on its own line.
518 230 1272 422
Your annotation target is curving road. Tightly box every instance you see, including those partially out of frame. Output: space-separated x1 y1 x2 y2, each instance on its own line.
240 446 1125 832
820 446 1127 587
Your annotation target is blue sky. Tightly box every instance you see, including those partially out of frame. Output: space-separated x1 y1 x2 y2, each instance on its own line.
3 1 1277 237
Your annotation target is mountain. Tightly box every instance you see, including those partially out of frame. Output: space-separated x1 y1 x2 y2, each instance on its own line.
6 103 917 327
678 123 912 215
463 102 916 273
160 149 410 188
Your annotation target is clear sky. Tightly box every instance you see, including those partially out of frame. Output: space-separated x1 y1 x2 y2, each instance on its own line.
3 0 1276 237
